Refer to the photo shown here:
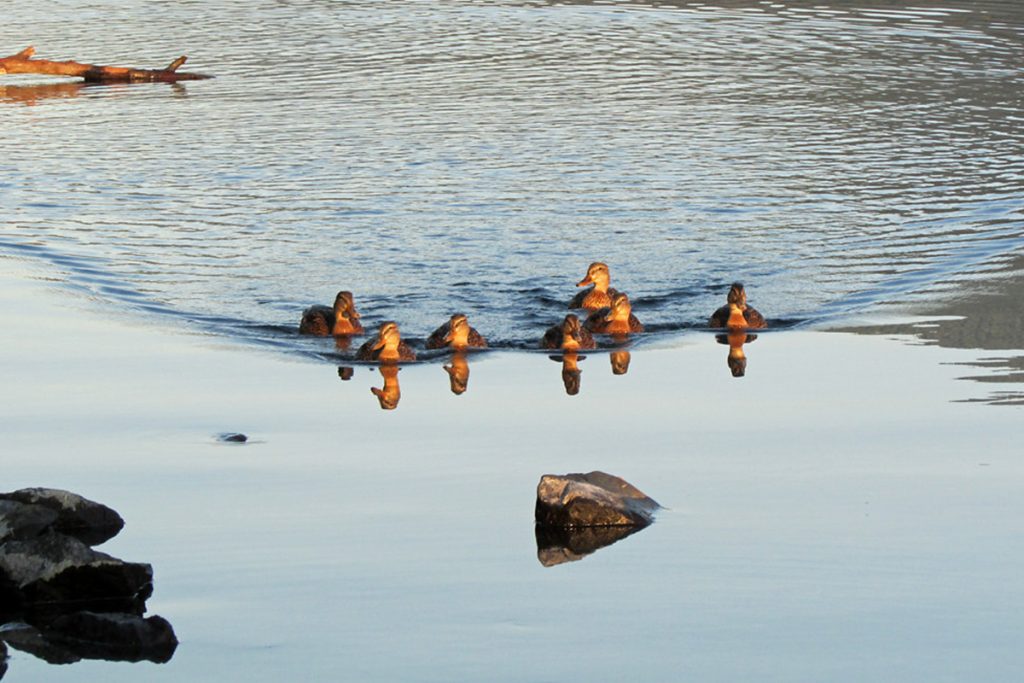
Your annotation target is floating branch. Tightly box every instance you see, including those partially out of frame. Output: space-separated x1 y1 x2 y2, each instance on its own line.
0 46 211 83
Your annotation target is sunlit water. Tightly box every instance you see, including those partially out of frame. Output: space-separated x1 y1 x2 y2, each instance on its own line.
3 1 1023 355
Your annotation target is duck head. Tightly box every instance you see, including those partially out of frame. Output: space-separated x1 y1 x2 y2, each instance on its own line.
333 291 361 320
577 262 610 292
726 282 747 309
444 352 470 395
444 313 471 348
610 350 631 375
371 364 401 410
560 314 586 350
371 321 403 359
604 292 633 324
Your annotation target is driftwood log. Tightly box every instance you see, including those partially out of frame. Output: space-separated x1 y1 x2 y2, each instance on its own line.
0 46 210 83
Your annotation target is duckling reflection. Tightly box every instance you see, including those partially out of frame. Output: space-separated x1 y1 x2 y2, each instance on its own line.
541 314 596 351
370 364 402 410
610 350 631 375
716 332 757 378
569 261 616 310
584 291 644 335
337 366 354 381
356 321 417 362
443 352 470 395
299 290 364 337
709 282 767 330
426 314 487 350
548 351 584 396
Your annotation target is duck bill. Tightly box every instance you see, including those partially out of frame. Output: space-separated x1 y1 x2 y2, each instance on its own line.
576 274 594 287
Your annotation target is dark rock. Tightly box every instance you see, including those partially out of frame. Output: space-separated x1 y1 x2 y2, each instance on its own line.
0 501 59 543
44 612 178 664
0 489 123 546
0 532 152 615
0 623 81 665
535 471 660 528
535 523 646 567
218 433 248 443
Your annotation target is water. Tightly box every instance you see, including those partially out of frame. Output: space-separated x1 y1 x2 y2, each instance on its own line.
3 1 1023 353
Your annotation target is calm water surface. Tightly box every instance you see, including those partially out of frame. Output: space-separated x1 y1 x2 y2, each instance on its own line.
3 2 1024 682
3 0 1023 351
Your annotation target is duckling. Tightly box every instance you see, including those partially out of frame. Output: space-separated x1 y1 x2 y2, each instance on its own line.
299 290 364 336
356 321 417 362
569 262 616 310
541 314 596 351
708 283 767 329
584 291 644 334
426 313 488 350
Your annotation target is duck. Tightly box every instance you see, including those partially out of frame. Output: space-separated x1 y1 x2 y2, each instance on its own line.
541 314 596 351
299 290 363 336
426 314 488 350
569 262 616 310
708 283 767 329
356 321 417 362
584 291 644 334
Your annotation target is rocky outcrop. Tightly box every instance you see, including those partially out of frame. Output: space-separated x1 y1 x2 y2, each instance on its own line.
535 471 660 528
0 488 176 674
0 488 123 546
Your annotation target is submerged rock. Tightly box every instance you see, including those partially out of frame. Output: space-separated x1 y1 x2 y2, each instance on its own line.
0 489 123 546
0 500 59 543
218 433 248 443
535 471 660 528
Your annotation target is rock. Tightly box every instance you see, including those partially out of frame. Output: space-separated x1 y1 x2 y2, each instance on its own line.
535 471 660 528
218 433 248 443
0 501 59 543
0 622 81 665
44 612 178 663
534 523 646 567
0 532 152 615
0 640 7 678
0 489 123 546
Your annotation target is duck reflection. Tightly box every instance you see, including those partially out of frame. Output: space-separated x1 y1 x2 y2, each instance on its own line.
337 366 354 381
552 351 584 396
535 524 647 567
716 332 757 378
610 350 631 375
443 352 470 395
370 364 402 410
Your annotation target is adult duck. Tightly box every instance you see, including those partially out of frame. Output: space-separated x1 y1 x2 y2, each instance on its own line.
541 314 596 351
708 283 766 329
426 314 488 350
584 292 644 334
356 321 417 362
299 290 363 336
569 262 616 310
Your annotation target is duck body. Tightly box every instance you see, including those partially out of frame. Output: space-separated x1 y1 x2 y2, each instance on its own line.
426 314 488 350
299 291 364 336
708 283 767 329
584 292 644 334
541 314 596 350
569 262 615 310
356 322 417 362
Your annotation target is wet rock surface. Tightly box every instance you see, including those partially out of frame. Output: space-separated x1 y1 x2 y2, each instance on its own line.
0 488 176 674
535 471 660 529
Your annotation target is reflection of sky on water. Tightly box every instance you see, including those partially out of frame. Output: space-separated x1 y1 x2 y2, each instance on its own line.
3 262 1023 681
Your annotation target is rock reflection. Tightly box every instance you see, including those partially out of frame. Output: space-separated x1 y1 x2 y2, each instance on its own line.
443 352 470 395
370 364 402 410
0 488 176 674
535 524 646 567
716 332 757 378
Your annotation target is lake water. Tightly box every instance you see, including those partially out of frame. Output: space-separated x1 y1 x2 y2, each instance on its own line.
2 2 1024 681
3 1 1023 349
